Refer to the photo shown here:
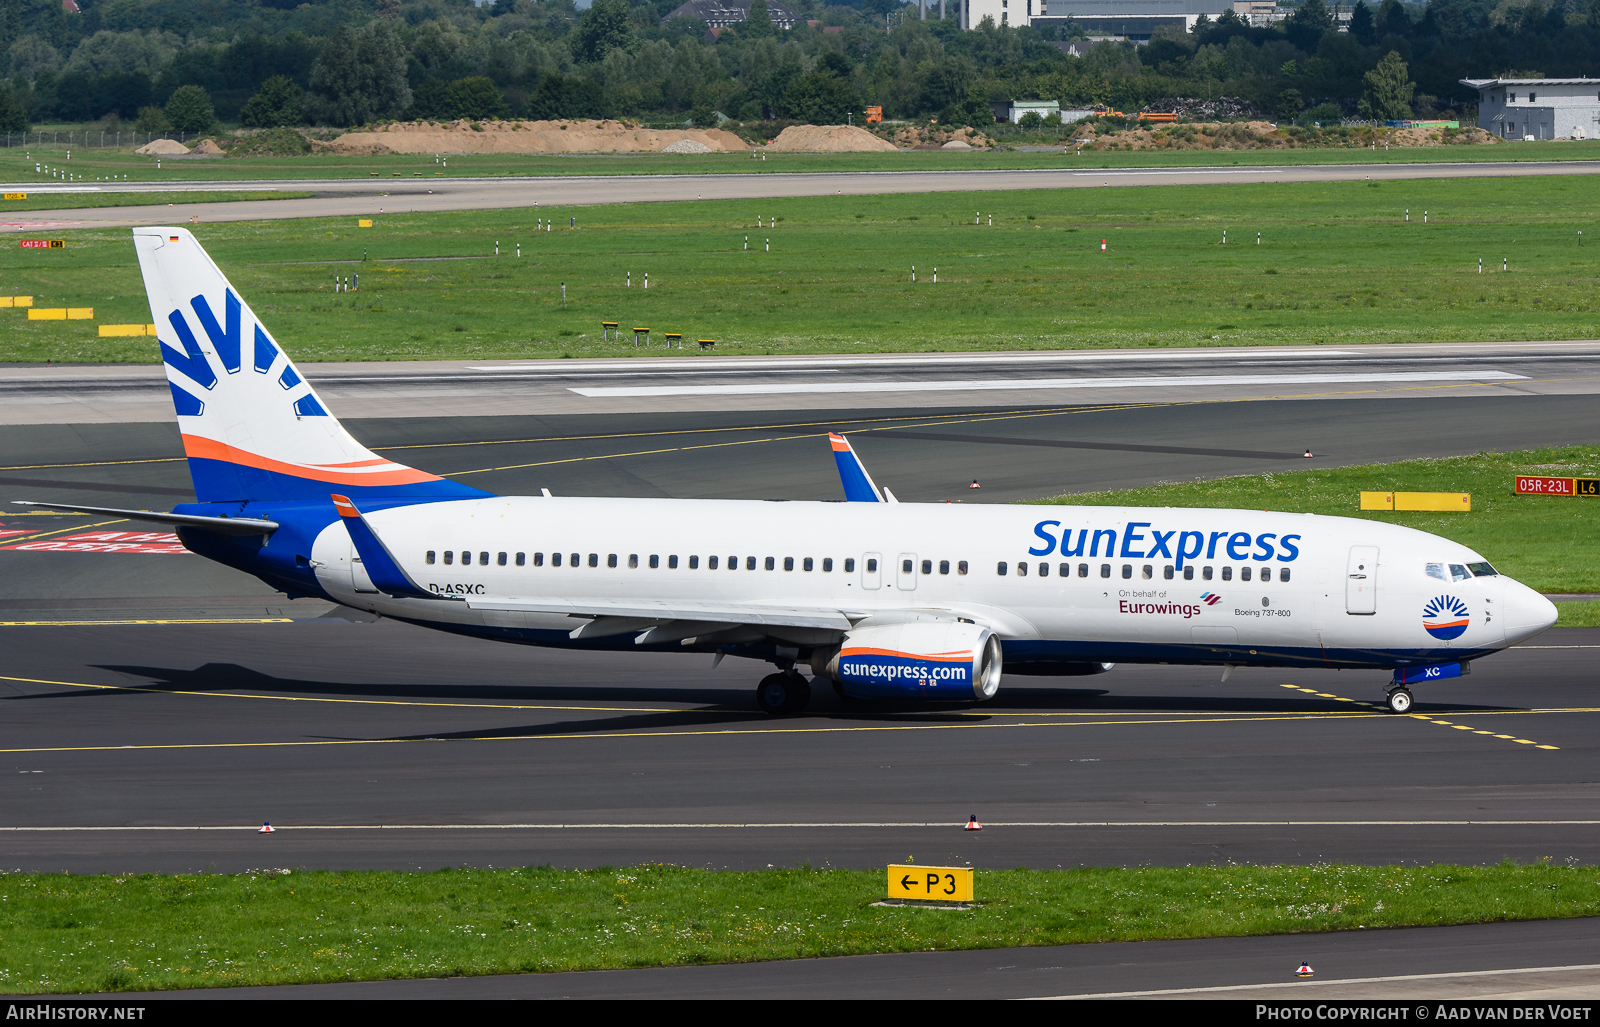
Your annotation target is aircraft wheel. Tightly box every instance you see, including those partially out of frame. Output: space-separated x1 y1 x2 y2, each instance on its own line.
756 671 811 716
1386 688 1414 714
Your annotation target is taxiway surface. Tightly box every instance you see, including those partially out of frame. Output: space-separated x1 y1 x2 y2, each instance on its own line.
4 159 1599 228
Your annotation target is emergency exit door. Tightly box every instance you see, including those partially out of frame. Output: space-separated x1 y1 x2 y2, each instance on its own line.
1346 546 1377 614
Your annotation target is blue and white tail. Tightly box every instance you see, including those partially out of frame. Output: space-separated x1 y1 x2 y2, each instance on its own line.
134 227 486 504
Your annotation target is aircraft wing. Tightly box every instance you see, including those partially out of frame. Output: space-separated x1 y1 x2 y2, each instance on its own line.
465 595 856 631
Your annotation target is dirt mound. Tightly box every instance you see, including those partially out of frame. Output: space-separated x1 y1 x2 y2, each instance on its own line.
883 124 994 149
662 138 714 154
327 119 749 155
135 138 189 155
229 127 314 157
192 138 224 155
1074 120 1499 152
763 124 898 153
940 138 973 150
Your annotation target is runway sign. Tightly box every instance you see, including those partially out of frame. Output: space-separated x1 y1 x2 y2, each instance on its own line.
4 193 25 200
1360 492 1471 511
886 865 973 903
1515 476 1600 496
0 531 190 555
19 239 63 249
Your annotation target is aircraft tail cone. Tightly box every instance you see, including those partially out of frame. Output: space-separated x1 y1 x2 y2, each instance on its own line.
258 822 275 834
1296 962 1314 977
964 815 983 831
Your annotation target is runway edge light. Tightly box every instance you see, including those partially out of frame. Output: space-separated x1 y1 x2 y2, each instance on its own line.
965 815 983 831
1297 962 1314 977
259 822 275 834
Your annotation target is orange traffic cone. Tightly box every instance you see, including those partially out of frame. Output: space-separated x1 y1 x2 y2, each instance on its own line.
964 815 983 831
1296 962 1313 977
258 822 275 834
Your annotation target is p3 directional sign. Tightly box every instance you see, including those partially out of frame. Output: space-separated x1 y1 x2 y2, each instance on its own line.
886 864 973 903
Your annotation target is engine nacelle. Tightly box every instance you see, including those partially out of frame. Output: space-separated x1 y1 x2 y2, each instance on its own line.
818 621 1002 701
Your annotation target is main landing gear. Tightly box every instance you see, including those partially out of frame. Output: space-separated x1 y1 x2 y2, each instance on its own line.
1385 687 1414 714
756 670 811 716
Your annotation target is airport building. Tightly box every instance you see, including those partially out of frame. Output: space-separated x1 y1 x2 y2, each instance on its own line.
660 0 800 30
1460 77 1600 140
965 0 1241 36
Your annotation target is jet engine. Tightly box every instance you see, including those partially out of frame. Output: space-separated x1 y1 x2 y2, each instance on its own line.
815 621 1002 701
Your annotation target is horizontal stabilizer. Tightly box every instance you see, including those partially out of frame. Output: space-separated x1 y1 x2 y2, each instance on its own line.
466 596 855 631
11 500 278 536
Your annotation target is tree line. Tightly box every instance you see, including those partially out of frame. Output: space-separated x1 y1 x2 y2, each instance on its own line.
1 0 1599 134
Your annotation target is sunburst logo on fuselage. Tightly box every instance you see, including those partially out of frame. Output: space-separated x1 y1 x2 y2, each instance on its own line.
1422 595 1470 640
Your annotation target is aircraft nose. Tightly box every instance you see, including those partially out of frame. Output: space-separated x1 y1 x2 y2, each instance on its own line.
1502 578 1558 643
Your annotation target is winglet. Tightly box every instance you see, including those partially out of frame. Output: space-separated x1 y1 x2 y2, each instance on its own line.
829 433 884 502
332 494 439 600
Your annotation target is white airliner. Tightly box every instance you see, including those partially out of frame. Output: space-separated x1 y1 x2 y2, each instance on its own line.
19 228 1559 716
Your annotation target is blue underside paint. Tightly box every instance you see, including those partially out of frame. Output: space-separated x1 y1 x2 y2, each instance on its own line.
185 456 492 505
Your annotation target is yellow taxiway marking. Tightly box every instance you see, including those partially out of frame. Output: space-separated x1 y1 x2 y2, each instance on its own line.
0 618 293 627
0 518 130 547
0 456 183 472
1277 683 1567 749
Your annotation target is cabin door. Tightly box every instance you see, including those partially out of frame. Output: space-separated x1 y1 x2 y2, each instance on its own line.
1346 546 1378 615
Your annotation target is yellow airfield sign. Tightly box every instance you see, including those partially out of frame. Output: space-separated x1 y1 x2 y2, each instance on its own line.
886 865 973 903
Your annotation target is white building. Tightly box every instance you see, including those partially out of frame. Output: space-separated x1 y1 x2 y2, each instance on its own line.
1015 0 1231 37
1461 77 1600 140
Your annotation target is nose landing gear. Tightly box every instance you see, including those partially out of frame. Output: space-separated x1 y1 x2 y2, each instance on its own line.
1385 687 1414 714
756 670 811 716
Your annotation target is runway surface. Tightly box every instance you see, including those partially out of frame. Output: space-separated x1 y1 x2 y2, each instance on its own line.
4 159 1599 228
6 340 1600 423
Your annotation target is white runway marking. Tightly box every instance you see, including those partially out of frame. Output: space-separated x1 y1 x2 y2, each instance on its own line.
6 819 1597 831
468 351 1358 373
1033 963 1600 1000
571 370 1530 399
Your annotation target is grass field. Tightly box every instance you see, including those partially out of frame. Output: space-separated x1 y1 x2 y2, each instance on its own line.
2 174 1598 363
3 862 1596 993
2 140 1598 185
0 190 311 212
1039 445 1600 600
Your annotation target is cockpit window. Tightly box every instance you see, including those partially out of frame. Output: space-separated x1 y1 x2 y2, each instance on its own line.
1426 563 1448 581
1449 564 1471 582
1468 562 1498 577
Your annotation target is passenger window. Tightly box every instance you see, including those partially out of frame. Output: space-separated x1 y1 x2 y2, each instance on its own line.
708 556 718 569
498 552 507 566
1079 563 1088 577
1059 563 1070 577
1122 564 1132 579
571 552 580 567
1221 566 1232 581
957 560 967 575
550 553 560 567
866 558 878 573
1280 568 1291 582
668 555 677 569
534 553 544 567
823 558 834 572
589 553 599 567
922 559 932 575
1018 562 1028 577
1241 566 1252 581
1183 566 1194 580
515 553 525 566
803 557 813 571
1468 562 1497 577
902 558 913 574
1426 563 1448 581
426 551 436 565
1202 566 1213 580
459 551 470 565
476 551 486 565
1260 566 1272 582
1141 564 1151 579
1163 565 1174 580
648 555 658 569
844 558 855 572
766 557 776 571
1449 564 1471 582
784 557 794 571
747 556 757 571
1100 563 1110 578
608 554 619 568
940 560 950 575
444 551 455 566
1038 562 1048 577
997 561 1008 576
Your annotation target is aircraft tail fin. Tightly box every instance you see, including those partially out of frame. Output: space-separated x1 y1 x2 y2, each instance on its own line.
828 432 884 502
133 227 488 505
